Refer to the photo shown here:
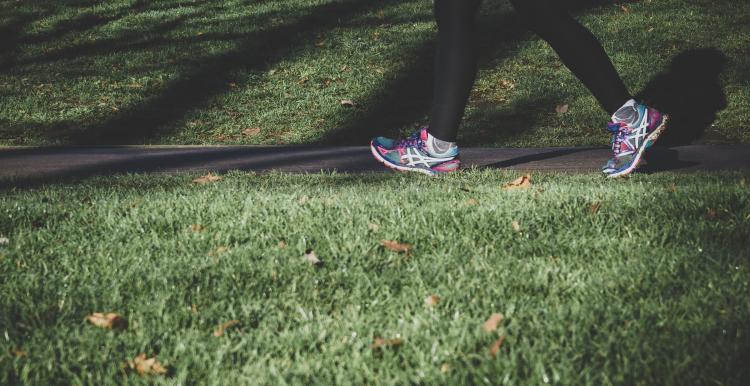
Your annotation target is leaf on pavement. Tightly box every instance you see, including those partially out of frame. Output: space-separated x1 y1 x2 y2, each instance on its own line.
213 320 240 337
380 240 411 253
86 312 127 330
483 312 505 332
304 249 322 265
193 173 222 185
502 175 531 191
424 295 440 307
125 353 168 376
489 335 506 358
372 337 404 350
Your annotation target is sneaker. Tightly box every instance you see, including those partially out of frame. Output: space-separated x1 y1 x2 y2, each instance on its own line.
370 127 460 176
602 104 669 178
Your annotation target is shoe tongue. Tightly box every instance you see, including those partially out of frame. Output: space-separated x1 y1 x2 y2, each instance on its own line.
420 127 429 141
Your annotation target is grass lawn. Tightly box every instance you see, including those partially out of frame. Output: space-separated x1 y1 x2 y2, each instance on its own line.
1 170 749 384
1 0 749 146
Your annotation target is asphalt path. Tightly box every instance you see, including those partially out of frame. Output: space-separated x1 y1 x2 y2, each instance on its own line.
1 145 748 186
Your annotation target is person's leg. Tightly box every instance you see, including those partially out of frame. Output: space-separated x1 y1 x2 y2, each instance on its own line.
508 0 668 177
369 0 480 175
508 0 632 115
428 0 483 143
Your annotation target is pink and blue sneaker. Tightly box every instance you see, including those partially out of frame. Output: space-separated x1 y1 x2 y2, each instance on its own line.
602 103 669 178
370 127 460 176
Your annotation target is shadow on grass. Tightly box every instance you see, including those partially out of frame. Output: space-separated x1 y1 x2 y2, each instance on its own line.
638 48 728 146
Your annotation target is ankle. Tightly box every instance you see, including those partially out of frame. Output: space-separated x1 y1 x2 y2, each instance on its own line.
425 131 458 157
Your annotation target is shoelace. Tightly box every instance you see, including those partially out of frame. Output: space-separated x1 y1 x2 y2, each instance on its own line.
396 132 424 149
608 122 628 157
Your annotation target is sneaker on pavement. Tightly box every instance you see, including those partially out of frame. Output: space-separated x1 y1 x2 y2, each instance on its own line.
370 127 460 176
603 103 669 178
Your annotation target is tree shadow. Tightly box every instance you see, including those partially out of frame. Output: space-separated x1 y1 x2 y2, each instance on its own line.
637 48 728 146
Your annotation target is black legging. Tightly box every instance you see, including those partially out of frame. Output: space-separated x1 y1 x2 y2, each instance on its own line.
429 0 632 141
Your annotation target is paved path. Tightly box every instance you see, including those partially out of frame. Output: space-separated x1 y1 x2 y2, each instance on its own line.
1 145 748 184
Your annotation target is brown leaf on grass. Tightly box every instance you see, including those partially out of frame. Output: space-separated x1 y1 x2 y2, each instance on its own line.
213 320 240 337
372 337 404 349
466 198 479 206
620 5 630 13
424 295 440 307
511 221 521 233
706 208 717 219
499 79 515 89
277 240 287 249
368 223 380 232
440 362 451 373
502 175 532 191
125 353 168 376
489 335 506 358
86 312 127 330
483 313 505 332
589 202 603 214
209 246 228 258
242 127 261 137
380 240 412 253
340 99 357 108
190 224 204 232
555 104 569 114
10 347 28 357
193 173 222 185
303 249 322 265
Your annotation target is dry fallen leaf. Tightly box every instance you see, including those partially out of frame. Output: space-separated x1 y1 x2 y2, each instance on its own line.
424 295 440 307
242 127 261 136
511 221 521 233
555 104 569 114
368 223 380 232
304 249 322 265
502 175 532 191
706 208 717 219
380 240 412 253
125 353 168 376
213 320 240 337
620 5 630 13
666 183 678 193
489 335 506 358
86 312 126 329
440 362 451 373
340 99 356 107
193 173 222 185
483 313 505 332
372 337 404 349
209 246 228 258
10 347 28 357
499 79 515 89
0 236 8 245
589 202 602 214
466 198 479 206
190 224 204 232
277 240 287 249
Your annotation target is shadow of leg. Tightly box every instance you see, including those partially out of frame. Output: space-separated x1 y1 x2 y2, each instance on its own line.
638 48 728 146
